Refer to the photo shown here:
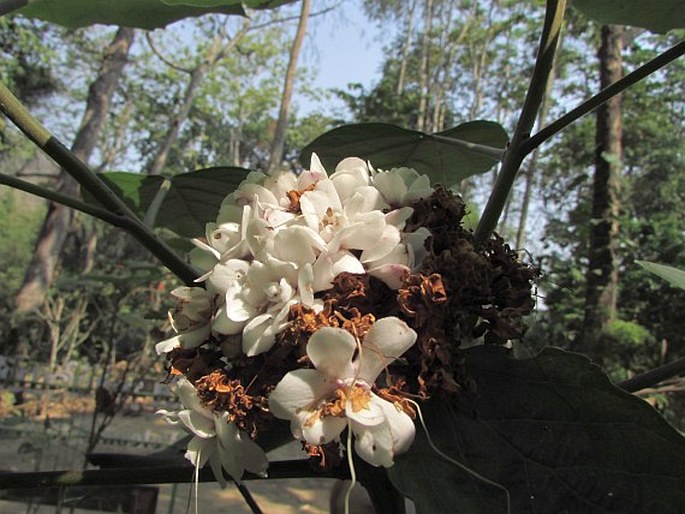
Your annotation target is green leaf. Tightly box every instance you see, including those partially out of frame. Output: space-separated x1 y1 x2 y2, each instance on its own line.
572 0 685 33
636 260 685 291
300 121 508 186
163 0 296 7
83 167 250 238
389 346 685 514
17 0 246 30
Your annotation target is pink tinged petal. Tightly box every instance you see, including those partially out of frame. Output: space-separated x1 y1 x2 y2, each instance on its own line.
308 152 328 178
356 317 417 384
376 395 416 456
268 369 336 421
352 420 394 467
368 263 411 290
359 225 401 263
242 313 277 356
179 409 216 438
302 414 347 446
307 327 358 379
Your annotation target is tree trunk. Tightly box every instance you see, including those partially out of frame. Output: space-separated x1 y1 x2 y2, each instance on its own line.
416 0 434 132
267 0 311 172
14 27 135 315
396 0 417 96
578 25 624 361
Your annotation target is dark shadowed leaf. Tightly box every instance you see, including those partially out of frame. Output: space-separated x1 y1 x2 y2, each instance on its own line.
300 121 508 186
17 0 246 29
164 0 296 7
572 0 685 33
389 346 685 514
83 167 250 237
636 261 685 291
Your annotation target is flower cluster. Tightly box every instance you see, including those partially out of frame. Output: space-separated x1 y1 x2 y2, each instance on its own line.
157 154 537 484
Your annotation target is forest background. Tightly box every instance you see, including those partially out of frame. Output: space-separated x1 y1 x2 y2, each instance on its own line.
0 0 684 508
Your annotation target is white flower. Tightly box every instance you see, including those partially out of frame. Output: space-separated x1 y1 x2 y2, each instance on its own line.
372 166 432 206
155 287 214 354
268 317 417 467
157 378 268 485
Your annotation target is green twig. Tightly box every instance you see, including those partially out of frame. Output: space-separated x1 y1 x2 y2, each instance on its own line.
0 80 199 285
526 39 685 153
0 173 122 226
0 460 349 489
473 0 567 246
619 356 685 393
427 134 505 160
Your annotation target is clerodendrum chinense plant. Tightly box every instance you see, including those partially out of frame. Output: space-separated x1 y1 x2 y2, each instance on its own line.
0 1 684 513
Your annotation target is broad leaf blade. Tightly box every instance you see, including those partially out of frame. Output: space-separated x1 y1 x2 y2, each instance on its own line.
572 0 685 33
157 166 250 238
636 260 685 291
83 172 164 216
389 346 685 514
18 0 246 29
164 0 296 7
300 121 507 186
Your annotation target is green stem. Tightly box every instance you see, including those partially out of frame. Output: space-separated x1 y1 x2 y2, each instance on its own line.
0 460 348 489
0 80 199 285
473 0 566 246
526 39 685 153
427 134 505 161
0 173 121 226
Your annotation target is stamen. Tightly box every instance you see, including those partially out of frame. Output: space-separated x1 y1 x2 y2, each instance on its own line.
344 424 356 514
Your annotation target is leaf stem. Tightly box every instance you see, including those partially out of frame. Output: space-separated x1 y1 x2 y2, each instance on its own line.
473 0 566 246
0 460 348 489
426 134 505 160
0 173 121 226
619 356 685 393
0 80 199 285
526 39 685 153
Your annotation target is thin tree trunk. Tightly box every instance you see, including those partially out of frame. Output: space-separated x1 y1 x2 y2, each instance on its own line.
396 0 417 96
14 27 135 315
416 0 434 132
267 0 311 172
578 25 624 361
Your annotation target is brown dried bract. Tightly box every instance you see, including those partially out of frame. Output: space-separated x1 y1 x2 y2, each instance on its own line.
286 183 317 214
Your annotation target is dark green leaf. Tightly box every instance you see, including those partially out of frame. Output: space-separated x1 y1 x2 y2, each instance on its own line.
300 121 508 186
389 346 685 514
155 166 250 238
17 0 246 30
636 260 685 291
83 167 251 238
163 0 296 8
572 0 685 33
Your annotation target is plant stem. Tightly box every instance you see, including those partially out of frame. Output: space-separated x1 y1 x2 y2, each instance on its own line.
0 173 121 226
0 460 349 489
526 39 685 153
0 80 199 285
473 0 566 246
619 356 685 393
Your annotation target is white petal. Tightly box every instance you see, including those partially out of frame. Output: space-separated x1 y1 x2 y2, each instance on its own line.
356 317 417 384
368 263 411 290
345 388 385 427
179 409 216 438
302 414 347 446
373 171 407 205
298 264 315 307
377 395 416 456
307 327 357 379
352 420 394 468
273 226 326 266
359 224 401 263
311 251 364 293
242 313 277 356
308 152 328 178
175 378 213 418
212 305 246 335
269 369 335 421
186 436 212 468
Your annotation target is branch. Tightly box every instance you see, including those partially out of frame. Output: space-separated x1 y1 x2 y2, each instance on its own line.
0 460 348 489
473 0 566 246
145 32 194 74
618 356 685 393
526 39 685 153
0 173 122 226
0 80 199 285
